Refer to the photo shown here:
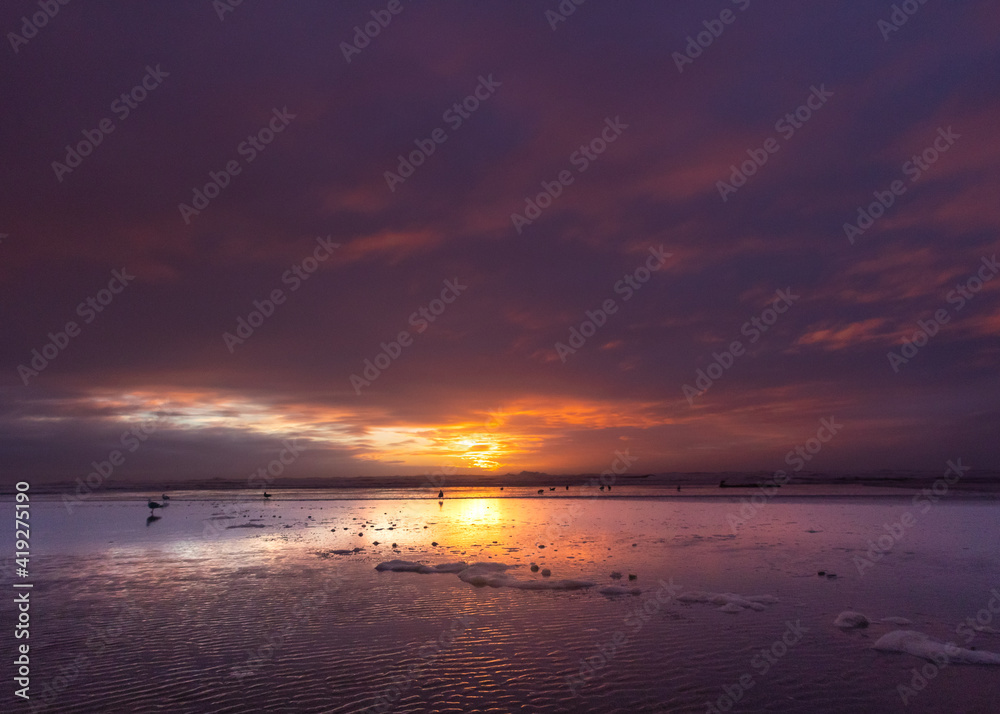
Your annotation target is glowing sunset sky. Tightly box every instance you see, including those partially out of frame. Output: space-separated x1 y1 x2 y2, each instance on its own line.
2 1 998 483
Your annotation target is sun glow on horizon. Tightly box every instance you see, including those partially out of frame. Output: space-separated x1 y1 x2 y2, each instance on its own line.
52 389 693 473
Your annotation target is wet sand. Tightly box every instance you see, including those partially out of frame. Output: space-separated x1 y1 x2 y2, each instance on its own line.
3 489 999 713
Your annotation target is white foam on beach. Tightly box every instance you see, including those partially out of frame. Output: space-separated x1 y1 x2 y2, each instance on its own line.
457 562 595 590
374 560 468 573
880 616 913 626
834 611 870 628
677 591 777 612
374 560 596 591
599 585 642 596
872 630 1000 665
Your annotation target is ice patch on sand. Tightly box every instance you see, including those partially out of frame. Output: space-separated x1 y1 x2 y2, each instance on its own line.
677 591 778 612
873 630 1000 665
834 611 870 629
599 585 642 596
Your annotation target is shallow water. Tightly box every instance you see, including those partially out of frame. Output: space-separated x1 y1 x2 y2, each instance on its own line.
3 490 1000 713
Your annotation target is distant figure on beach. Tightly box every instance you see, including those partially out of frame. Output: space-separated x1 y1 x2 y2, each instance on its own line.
677 485 681 491
162 493 170 500
565 485 569 490
549 487 555 491
263 492 272 498
537 489 544 494
600 485 604 491
147 500 163 513
438 490 444 498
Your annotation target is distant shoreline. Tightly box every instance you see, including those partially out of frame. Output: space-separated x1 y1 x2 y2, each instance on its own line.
6 470 1000 496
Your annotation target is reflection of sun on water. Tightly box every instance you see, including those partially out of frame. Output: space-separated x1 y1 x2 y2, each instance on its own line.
454 498 505 526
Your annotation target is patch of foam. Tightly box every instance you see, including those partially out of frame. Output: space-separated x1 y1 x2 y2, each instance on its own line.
834 611 870 629
374 560 468 574
880 616 912 626
678 591 777 612
872 630 1000 665
457 563 594 590
375 560 595 591
599 585 642 596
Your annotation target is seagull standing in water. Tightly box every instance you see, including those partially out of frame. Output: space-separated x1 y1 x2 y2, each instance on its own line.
147 500 163 513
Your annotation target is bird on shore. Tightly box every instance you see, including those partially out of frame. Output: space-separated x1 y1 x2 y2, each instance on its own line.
162 493 170 500
147 500 163 513
263 492 272 499
537 489 544 495
438 490 444 498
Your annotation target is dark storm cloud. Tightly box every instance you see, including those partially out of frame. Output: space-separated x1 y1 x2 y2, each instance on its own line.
2 0 998 482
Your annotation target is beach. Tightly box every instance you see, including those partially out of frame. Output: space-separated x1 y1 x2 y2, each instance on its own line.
4 486 1000 713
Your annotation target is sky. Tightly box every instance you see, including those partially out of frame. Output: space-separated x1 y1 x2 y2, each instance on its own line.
2 0 998 485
